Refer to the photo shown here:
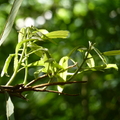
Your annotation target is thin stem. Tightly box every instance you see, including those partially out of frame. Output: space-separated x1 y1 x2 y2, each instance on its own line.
33 81 87 88
23 43 28 84
25 74 48 87
67 42 94 81
5 69 18 86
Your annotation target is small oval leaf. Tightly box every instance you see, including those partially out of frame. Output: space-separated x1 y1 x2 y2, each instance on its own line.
1 54 15 77
5 92 15 120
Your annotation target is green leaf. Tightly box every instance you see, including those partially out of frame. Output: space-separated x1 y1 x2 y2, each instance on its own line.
57 77 65 93
41 53 56 75
38 29 49 34
82 64 118 72
57 56 69 92
103 50 120 56
43 30 69 39
18 27 26 43
86 53 95 68
105 64 118 70
14 55 19 71
28 27 49 40
82 65 107 72
1 54 15 77
78 47 87 52
59 56 69 80
0 0 23 46
5 92 15 120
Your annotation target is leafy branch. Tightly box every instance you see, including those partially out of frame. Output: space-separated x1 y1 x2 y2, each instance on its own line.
1 26 118 95
0 0 119 120
0 21 119 120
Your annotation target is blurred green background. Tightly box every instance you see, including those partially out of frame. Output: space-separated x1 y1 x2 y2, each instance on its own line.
0 0 120 120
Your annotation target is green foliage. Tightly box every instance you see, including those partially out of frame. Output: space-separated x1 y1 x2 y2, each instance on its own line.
1 27 118 119
0 0 120 120
57 56 69 92
1 54 15 77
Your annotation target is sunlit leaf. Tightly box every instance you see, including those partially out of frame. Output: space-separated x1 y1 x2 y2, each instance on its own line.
105 64 118 70
5 92 15 120
57 56 69 92
0 0 23 46
1 54 15 77
43 30 69 39
18 27 26 43
78 47 87 52
82 64 118 72
30 28 48 40
59 56 69 80
38 29 49 34
57 80 65 93
83 65 107 72
14 54 19 71
103 50 120 56
86 53 95 68
42 55 56 75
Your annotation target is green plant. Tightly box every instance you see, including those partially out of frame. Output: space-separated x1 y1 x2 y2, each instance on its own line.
0 0 119 120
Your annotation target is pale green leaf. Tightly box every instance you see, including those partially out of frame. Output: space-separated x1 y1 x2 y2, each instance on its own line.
38 29 49 34
86 53 95 68
82 64 118 72
57 84 64 93
103 50 120 56
44 30 69 39
105 64 118 70
14 54 19 71
82 65 107 72
36 30 70 44
42 56 56 75
0 0 23 46
1 54 15 77
57 56 69 92
59 56 69 81
35 52 57 76
30 28 48 40
18 27 26 42
78 47 87 52
5 92 15 120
